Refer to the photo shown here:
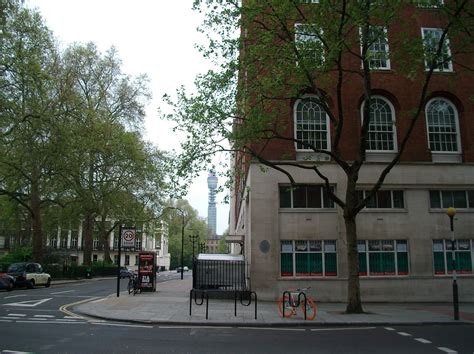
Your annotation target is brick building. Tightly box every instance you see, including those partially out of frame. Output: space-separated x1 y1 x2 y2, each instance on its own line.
229 1 474 302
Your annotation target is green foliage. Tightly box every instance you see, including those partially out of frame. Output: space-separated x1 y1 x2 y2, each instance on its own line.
0 246 32 268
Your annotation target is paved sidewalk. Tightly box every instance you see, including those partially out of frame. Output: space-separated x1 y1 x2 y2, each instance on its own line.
73 277 474 326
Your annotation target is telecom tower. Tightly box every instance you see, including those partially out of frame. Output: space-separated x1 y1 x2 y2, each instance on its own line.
207 171 218 237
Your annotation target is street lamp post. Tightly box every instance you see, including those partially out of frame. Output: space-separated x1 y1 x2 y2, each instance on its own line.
446 207 459 320
168 207 185 280
188 232 199 259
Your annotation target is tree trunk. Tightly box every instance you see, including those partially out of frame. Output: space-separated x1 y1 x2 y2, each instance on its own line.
100 216 112 263
344 211 364 313
30 171 43 262
82 212 94 266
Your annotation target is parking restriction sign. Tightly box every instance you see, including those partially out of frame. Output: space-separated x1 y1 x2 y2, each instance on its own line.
121 228 136 249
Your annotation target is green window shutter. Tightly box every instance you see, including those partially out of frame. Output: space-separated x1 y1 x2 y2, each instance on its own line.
324 253 337 276
397 252 409 275
281 253 293 276
309 253 323 275
296 253 310 275
457 252 472 274
381 252 395 275
369 252 382 275
359 253 367 275
433 252 446 274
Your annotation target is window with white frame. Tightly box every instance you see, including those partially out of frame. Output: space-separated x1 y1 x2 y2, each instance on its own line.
135 255 139 265
425 98 460 153
421 28 452 72
125 255 130 266
279 184 335 209
362 97 397 151
114 255 119 265
358 240 409 276
51 236 58 249
93 254 98 262
93 238 100 250
60 237 68 249
356 190 405 209
429 190 474 209
294 23 324 66
71 230 78 249
433 239 472 275
294 97 330 151
415 0 443 8
281 240 337 277
361 26 390 70
135 237 142 250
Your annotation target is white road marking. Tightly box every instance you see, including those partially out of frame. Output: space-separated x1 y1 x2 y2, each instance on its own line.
4 298 52 307
34 315 55 318
384 327 396 331
7 314 26 317
310 327 375 332
56 318 79 322
437 347 457 353
4 295 26 299
0 317 21 320
90 322 153 328
239 327 305 331
90 297 107 303
50 290 75 295
26 318 47 321
415 338 432 344
158 326 233 329
397 332 412 336
15 320 86 325
0 319 12 322
64 316 78 319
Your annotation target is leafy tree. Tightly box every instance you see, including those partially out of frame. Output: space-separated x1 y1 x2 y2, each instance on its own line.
0 1 63 262
164 200 208 269
164 0 473 313
57 43 154 265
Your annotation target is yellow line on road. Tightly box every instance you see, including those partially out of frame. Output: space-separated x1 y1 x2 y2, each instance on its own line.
59 297 101 319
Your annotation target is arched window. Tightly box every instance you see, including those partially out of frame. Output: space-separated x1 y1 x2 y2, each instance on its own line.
294 97 330 151
362 96 397 152
425 98 460 153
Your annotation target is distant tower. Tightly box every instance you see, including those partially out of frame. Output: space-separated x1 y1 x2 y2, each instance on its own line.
207 171 218 237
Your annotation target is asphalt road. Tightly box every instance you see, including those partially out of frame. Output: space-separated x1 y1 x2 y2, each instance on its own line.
0 274 473 353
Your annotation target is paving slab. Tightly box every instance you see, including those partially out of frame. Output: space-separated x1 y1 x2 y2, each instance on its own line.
74 277 474 326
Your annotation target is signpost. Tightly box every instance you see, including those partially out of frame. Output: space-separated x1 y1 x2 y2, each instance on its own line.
117 225 136 297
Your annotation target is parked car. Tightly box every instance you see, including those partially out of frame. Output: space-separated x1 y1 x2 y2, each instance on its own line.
0 267 14 291
119 267 134 278
176 266 189 273
7 262 51 288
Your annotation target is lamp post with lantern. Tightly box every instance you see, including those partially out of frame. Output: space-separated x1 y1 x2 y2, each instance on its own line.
446 207 459 320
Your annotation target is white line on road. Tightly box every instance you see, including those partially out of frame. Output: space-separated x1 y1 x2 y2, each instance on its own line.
89 297 107 303
397 332 412 336
415 338 432 344
50 290 75 295
34 315 55 318
7 314 26 317
4 298 52 307
0 317 21 320
310 327 376 332
384 327 396 331
158 326 233 329
4 295 26 299
437 347 458 353
239 327 305 331
15 320 86 325
0 319 12 322
90 322 153 329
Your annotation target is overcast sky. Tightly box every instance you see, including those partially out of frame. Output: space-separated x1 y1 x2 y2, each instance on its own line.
27 0 230 234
